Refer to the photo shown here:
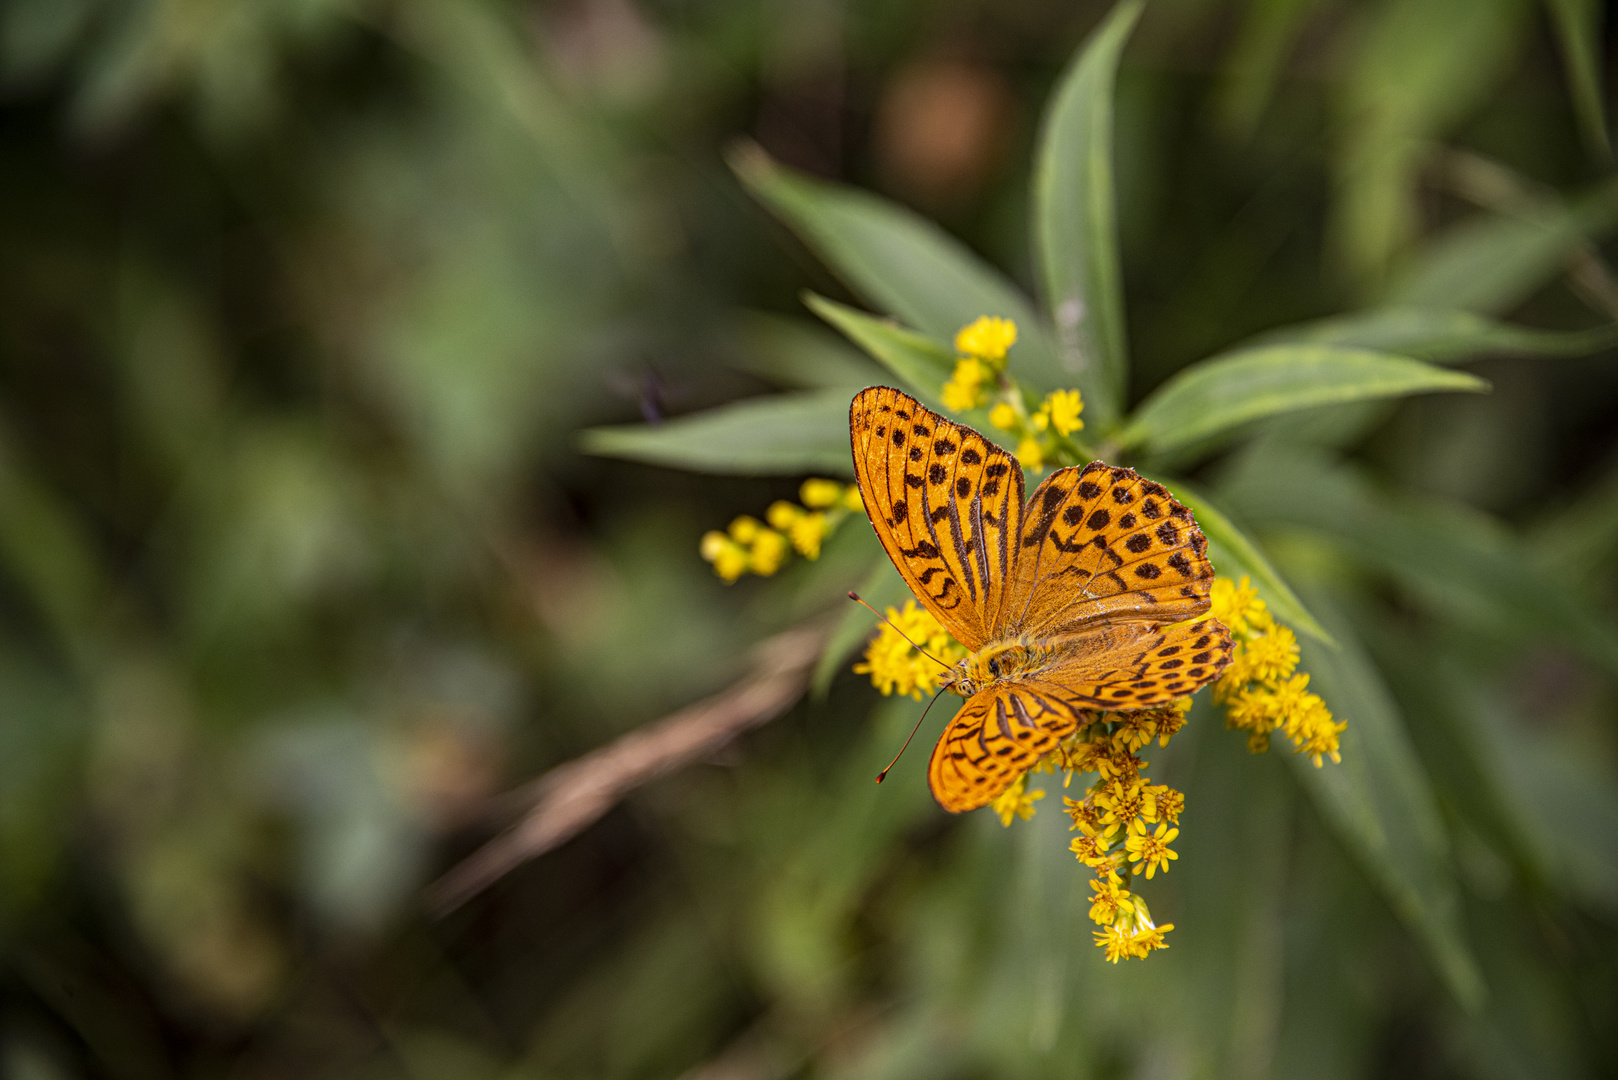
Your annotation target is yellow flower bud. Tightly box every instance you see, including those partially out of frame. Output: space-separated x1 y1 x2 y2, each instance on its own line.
749 529 789 575
988 402 1018 430
728 515 762 544
799 478 842 508
954 315 1017 362
766 500 801 530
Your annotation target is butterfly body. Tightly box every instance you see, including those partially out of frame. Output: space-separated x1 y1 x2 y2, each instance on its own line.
850 386 1233 813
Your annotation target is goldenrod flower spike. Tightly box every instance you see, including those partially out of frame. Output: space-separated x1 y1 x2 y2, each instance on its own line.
698 480 859 580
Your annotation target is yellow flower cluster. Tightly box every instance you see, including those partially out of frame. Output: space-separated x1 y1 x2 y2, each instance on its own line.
700 479 865 582
1209 577 1346 766
853 600 969 699
987 387 1084 471
941 316 1016 410
1056 699 1189 960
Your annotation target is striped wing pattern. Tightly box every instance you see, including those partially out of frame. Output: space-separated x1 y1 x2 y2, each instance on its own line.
1001 461 1217 638
927 683 1085 812
851 387 1025 650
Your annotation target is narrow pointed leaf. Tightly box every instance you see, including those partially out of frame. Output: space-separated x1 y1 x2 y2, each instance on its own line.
1031 0 1143 426
730 143 1066 391
1121 346 1487 453
579 391 852 476
803 293 954 402
1246 307 1618 364
1386 182 1618 313
732 311 884 390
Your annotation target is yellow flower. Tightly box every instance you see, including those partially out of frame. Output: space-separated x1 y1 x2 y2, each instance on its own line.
1017 436 1044 471
787 512 828 559
941 356 990 411
988 402 1018 430
842 486 865 512
1070 831 1118 869
1209 575 1265 637
748 529 789 575
766 500 800 531
700 530 749 582
992 774 1046 826
800 478 843 508
1045 388 1084 435
1087 873 1133 925
852 600 965 699
1030 405 1050 431
1149 785 1184 824
954 315 1017 362
1125 819 1179 879
728 515 762 544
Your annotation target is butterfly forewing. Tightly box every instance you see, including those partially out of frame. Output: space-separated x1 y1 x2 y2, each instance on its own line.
1000 462 1217 638
851 387 1026 650
926 683 1086 812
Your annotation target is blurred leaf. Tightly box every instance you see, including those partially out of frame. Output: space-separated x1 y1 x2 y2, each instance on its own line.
1331 0 1527 284
732 311 883 390
0 421 105 660
810 557 907 698
1289 585 1485 1009
580 391 853 477
1167 480 1333 645
1385 182 1618 312
803 292 953 401
1216 0 1320 138
1247 307 1618 363
1030 0 1142 427
1121 345 1487 453
1544 0 1610 161
1218 450 1618 679
1529 451 1618 583
729 143 1067 391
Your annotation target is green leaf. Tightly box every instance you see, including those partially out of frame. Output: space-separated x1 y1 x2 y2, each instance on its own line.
810 558 909 698
1246 307 1618 364
731 311 884 390
1545 0 1610 162
1218 450 1618 679
729 143 1067 392
1121 346 1488 454
1166 480 1333 646
579 391 852 477
803 293 954 402
1386 182 1618 313
1031 0 1142 427
1289 585 1486 1010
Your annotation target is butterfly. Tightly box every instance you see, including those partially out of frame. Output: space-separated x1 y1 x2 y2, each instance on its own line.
850 386 1233 813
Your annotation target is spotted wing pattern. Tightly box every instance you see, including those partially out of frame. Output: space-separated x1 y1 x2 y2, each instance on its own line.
851 386 1026 650
999 462 1217 638
927 683 1086 812
1032 615 1233 712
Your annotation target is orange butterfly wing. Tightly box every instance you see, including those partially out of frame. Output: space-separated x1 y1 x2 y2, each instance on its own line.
925 616 1232 812
999 462 1217 638
850 387 1025 650
926 683 1084 812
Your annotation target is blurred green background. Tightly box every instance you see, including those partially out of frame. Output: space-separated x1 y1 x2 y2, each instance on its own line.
2 0 1617 1077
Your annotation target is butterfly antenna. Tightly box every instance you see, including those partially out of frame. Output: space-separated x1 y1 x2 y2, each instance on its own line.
847 592 952 671
877 684 950 784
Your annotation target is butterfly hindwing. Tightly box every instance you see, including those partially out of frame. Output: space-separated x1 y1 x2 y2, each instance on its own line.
999 462 1216 638
927 682 1086 812
1031 616 1234 711
851 387 1025 650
